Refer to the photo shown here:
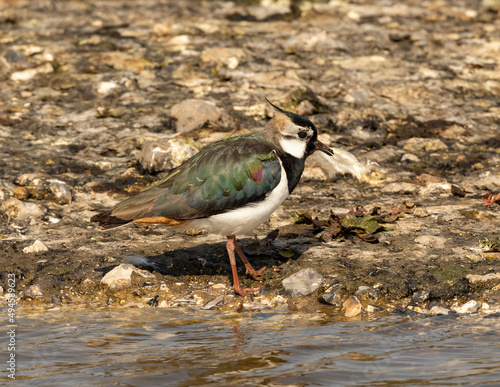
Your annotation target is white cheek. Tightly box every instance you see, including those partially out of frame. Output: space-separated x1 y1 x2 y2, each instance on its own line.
280 137 306 159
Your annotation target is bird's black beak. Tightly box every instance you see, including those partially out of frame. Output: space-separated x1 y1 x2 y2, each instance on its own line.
314 139 334 156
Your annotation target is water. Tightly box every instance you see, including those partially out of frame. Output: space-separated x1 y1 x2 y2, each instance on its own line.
6 309 500 386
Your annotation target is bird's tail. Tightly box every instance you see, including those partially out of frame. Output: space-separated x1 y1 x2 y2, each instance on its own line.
90 210 131 229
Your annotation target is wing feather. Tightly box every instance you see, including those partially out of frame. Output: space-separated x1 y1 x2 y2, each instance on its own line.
94 134 283 228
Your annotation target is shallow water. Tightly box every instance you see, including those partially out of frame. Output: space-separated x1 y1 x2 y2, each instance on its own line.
8 309 500 386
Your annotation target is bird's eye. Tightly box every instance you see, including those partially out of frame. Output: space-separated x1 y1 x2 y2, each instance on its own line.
298 131 307 139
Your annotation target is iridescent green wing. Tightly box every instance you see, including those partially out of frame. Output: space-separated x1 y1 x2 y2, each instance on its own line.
110 134 282 221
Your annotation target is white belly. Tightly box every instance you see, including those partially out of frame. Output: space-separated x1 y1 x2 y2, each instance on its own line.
187 162 289 236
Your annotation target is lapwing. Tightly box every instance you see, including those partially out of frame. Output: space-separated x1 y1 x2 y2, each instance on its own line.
91 100 333 296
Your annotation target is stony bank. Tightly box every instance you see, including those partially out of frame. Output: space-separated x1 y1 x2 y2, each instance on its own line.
1 0 500 317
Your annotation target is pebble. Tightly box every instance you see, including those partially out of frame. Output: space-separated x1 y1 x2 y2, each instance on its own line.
282 268 324 297
100 263 155 291
319 285 345 307
451 184 466 197
428 305 451 315
138 138 197 173
473 173 500 191
0 197 46 222
201 47 246 69
342 296 362 317
10 63 53 81
401 153 420 163
13 186 30 200
283 31 328 53
452 300 480 314
366 305 383 313
414 235 447 249
23 240 49 254
202 295 225 310
170 99 226 133
466 273 500 283
24 284 43 298
158 300 168 308
355 286 379 301
412 289 430 303
47 179 72 205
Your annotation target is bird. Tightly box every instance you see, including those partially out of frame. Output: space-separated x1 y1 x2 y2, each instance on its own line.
91 99 333 296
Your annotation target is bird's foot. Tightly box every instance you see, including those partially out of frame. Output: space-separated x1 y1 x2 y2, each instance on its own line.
245 266 267 281
233 284 260 297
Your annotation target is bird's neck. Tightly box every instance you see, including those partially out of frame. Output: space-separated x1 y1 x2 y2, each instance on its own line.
279 153 306 194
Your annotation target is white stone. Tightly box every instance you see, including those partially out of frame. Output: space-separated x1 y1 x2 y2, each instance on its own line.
24 284 43 298
429 305 451 315
466 273 500 283
10 63 53 81
282 268 324 297
452 300 480 314
101 263 155 290
23 240 49 254
1 197 46 222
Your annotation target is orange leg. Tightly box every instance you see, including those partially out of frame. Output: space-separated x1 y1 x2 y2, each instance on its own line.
226 236 261 296
232 240 267 281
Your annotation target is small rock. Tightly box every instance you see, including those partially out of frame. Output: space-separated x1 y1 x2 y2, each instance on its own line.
414 235 446 249
382 182 420 194
319 285 345 307
169 99 230 133
1 198 46 222
23 240 49 254
47 179 72 205
452 300 480 314
202 295 225 310
13 186 30 200
147 295 159 307
10 63 53 81
201 47 246 69
0 286 4 295
310 147 369 181
158 300 168 308
466 273 500 283
401 153 420 163
282 268 324 297
366 305 383 313
342 296 362 317
355 286 379 301
451 184 466 197
412 289 430 303
473 173 500 191
96 81 119 95
24 284 43 298
428 305 451 315
100 263 155 291
283 31 328 53
138 138 198 173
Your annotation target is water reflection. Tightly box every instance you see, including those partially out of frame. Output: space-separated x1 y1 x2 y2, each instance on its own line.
14 309 500 386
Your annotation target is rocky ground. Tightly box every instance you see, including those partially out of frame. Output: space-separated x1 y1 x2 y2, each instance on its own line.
1 0 500 317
